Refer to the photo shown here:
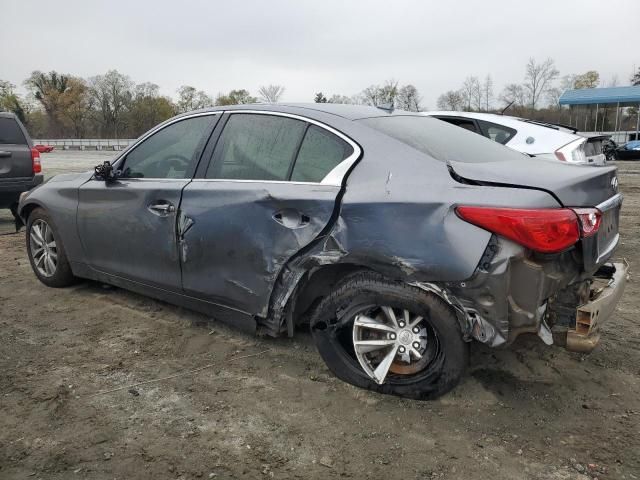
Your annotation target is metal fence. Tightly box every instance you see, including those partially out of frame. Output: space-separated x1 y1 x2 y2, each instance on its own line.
33 139 136 150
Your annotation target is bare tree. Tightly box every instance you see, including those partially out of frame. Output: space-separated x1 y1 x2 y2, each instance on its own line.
523 57 559 110
258 84 285 103
499 83 527 108
483 75 493 112
378 80 399 105
436 90 464 111
546 87 563 108
397 84 422 111
607 74 619 87
461 76 479 111
89 70 134 138
360 80 399 107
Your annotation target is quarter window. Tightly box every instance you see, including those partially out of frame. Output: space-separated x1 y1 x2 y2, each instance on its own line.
207 114 306 181
291 125 353 183
120 115 214 179
478 120 516 144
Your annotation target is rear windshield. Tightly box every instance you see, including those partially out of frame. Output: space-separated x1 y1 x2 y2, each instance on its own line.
358 115 529 164
0 117 27 145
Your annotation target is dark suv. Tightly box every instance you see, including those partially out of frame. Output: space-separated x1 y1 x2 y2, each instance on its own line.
0 112 43 219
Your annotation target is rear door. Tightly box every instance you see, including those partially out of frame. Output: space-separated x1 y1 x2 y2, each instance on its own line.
179 111 360 317
0 115 32 180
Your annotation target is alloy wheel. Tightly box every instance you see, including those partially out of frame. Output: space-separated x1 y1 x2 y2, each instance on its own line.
352 306 437 384
30 219 58 277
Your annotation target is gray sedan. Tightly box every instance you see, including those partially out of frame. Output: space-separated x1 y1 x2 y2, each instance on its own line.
18 104 627 399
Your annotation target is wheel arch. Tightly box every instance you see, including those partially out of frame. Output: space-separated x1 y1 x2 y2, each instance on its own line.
19 201 45 224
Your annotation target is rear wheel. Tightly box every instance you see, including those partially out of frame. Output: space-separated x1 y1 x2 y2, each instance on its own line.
310 272 467 400
26 208 76 287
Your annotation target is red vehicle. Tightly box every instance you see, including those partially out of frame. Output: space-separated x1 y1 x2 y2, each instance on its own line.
34 144 54 153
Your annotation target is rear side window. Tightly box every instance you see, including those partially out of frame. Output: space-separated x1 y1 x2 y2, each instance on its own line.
0 117 27 145
291 125 353 182
359 115 529 164
207 114 306 181
477 120 516 145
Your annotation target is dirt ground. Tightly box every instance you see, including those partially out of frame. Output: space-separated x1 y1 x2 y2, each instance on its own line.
1 152 639 479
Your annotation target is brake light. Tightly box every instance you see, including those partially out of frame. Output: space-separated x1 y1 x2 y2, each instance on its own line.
456 206 580 253
31 147 41 174
572 208 601 237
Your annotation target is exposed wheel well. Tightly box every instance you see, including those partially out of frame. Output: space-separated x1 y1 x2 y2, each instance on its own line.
292 263 372 326
20 203 41 223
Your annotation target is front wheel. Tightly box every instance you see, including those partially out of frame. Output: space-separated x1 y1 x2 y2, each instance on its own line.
310 272 468 400
26 208 76 287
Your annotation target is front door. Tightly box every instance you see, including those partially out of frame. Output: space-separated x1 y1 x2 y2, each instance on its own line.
77 113 218 290
180 112 359 316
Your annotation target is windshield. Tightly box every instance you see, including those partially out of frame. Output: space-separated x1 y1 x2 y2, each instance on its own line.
358 115 530 164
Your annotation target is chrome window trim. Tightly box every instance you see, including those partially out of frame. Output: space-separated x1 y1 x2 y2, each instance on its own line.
209 109 362 186
109 109 362 185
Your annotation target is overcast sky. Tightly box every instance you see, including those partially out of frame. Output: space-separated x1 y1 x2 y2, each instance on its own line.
2 0 638 108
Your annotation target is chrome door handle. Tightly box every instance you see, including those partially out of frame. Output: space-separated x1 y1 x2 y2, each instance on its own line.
148 202 176 216
0 151 11 158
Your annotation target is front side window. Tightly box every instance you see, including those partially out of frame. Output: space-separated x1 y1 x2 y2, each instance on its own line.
120 115 214 179
478 120 516 145
206 114 306 181
290 126 353 183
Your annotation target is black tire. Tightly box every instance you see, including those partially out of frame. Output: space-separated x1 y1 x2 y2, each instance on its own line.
310 271 468 400
26 207 76 288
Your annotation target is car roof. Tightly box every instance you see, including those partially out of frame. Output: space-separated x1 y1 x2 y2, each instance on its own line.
185 103 421 121
0 111 18 119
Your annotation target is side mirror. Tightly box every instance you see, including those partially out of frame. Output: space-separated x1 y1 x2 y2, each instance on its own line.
94 161 120 182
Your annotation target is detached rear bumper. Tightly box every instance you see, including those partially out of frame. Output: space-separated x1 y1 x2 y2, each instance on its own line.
560 261 628 353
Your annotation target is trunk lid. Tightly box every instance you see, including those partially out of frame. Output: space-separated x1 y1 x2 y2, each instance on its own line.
450 157 621 270
449 158 618 207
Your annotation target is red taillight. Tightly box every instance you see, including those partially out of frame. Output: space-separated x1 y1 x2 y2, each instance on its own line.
456 206 580 253
572 208 601 237
31 147 41 174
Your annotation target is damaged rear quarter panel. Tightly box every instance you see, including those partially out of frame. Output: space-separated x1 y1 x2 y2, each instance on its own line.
269 125 563 335
320 129 560 283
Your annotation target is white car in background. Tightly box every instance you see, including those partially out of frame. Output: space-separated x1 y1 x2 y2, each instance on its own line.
422 111 607 165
